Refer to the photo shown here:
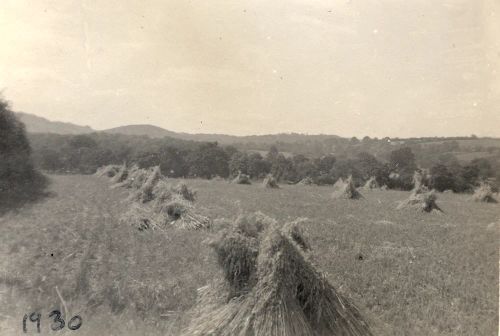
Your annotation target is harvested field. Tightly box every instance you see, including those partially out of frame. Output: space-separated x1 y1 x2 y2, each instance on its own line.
0 174 498 336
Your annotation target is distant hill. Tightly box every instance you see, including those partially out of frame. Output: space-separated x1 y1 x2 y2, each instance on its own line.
17 113 341 144
184 132 341 145
18 112 499 153
16 112 94 134
101 125 341 145
103 124 178 138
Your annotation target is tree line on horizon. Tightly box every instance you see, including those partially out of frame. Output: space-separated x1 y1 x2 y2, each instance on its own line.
28 131 499 193
2 95 498 196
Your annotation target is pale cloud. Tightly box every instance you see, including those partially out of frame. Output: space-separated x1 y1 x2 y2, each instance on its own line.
0 0 498 137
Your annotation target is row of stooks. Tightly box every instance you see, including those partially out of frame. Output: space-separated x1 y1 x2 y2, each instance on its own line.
95 164 496 335
237 170 497 213
95 164 210 230
332 172 497 212
95 164 375 336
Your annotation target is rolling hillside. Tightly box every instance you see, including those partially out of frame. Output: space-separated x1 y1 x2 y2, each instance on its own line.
16 112 94 134
17 112 341 144
16 112 500 152
103 125 341 144
103 124 179 138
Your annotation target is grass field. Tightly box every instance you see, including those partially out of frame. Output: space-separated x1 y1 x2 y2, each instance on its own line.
0 174 498 335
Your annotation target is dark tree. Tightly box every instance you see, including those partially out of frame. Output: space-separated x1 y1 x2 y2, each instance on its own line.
229 152 250 176
69 134 98 149
355 152 389 185
389 147 417 190
330 159 361 184
0 98 47 206
136 151 161 168
362 136 371 143
33 147 62 172
429 164 455 192
224 145 239 159
247 152 270 178
470 158 494 179
266 145 279 162
270 154 294 181
314 155 336 175
158 146 188 178
461 164 479 188
188 142 229 179
389 147 416 172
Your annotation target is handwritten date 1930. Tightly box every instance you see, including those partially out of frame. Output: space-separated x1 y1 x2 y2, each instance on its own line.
22 310 82 333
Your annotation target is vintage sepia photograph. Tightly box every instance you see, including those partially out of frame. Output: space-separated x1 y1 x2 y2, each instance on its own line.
1 0 499 335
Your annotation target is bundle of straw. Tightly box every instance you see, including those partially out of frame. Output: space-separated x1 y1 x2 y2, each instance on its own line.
232 172 251 185
332 176 363 200
129 166 162 203
298 177 314 185
94 165 121 178
362 176 379 190
472 183 498 203
155 197 211 230
110 164 129 184
262 174 279 189
397 189 442 212
183 214 373 336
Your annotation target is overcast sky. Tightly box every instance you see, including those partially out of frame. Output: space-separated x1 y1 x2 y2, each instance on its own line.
1 0 499 137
